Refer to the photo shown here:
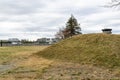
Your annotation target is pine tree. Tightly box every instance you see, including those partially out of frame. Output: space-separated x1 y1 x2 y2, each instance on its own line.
65 15 81 37
55 15 82 39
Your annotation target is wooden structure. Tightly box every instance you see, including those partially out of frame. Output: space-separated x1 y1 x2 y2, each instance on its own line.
102 28 112 34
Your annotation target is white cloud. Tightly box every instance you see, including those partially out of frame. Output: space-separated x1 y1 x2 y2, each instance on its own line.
0 0 119 40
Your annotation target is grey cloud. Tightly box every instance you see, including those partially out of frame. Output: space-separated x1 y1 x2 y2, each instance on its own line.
108 23 120 27
0 17 8 22
0 15 28 22
0 0 45 15
0 32 54 40
26 27 56 32
0 0 119 40
18 26 57 32
57 7 100 16
12 17 64 32
0 33 9 36
113 30 120 33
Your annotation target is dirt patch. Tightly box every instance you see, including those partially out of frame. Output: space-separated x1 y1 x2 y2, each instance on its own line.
40 62 120 80
0 64 13 73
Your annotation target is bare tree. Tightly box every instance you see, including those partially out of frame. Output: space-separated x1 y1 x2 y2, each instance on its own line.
55 28 64 39
55 15 82 39
111 0 120 7
106 0 120 7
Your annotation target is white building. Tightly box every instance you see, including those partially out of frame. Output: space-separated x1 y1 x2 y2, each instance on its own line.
36 38 51 44
8 38 21 45
36 38 60 45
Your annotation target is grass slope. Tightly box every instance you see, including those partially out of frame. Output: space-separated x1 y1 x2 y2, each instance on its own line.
0 46 53 80
36 34 120 68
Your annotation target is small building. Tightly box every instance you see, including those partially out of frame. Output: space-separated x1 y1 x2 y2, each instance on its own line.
8 38 21 45
36 38 51 45
51 38 60 44
102 28 112 34
36 38 60 45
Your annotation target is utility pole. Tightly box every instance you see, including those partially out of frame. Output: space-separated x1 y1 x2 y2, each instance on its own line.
1 40 2 47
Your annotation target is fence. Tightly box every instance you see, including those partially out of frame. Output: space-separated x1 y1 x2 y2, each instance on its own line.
0 41 51 47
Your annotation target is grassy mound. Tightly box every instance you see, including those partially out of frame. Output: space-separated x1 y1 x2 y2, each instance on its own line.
36 34 120 68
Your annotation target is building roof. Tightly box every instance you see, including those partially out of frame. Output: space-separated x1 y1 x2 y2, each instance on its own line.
8 38 20 42
102 29 112 31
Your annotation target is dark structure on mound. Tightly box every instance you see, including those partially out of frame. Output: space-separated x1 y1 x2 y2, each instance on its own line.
102 28 112 34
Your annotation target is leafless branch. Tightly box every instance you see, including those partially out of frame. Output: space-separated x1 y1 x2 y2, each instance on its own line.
104 0 120 9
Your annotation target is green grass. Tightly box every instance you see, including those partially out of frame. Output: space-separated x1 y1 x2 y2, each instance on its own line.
0 46 46 64
36 34 120 69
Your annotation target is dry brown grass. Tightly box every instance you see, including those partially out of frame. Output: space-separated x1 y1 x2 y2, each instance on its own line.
0 44 120 79
36 34 120 69
0 46 54 80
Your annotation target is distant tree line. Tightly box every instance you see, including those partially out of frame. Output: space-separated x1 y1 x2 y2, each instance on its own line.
55 15 82 39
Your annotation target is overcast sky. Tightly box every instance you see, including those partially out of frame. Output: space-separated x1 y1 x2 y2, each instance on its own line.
0 0 120 40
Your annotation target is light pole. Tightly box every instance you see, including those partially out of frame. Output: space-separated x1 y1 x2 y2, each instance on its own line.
0 40 2 47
